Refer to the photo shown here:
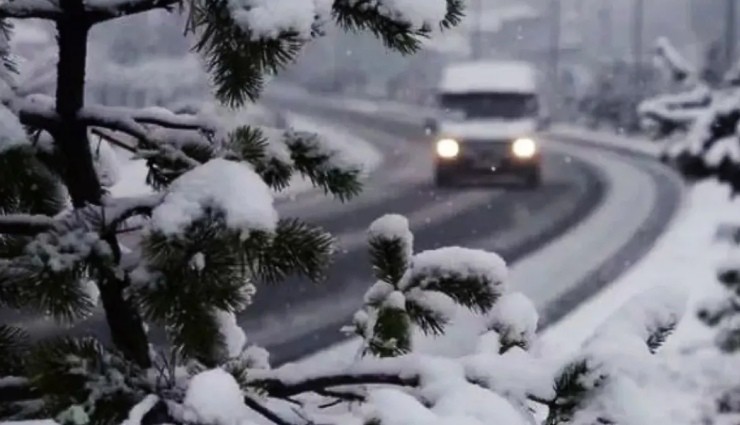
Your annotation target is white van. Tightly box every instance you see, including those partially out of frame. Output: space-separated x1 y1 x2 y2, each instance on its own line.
426 60 548 188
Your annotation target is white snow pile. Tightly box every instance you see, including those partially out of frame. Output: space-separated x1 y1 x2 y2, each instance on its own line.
215 310 248 358
373 0 448 29
150 158 277 236
486 292 539 350
412 247 508 292
182 368 254 425
226 0 448 41
0 101 27 153
227 0 331 40
368 214 413 256
0 73 28 152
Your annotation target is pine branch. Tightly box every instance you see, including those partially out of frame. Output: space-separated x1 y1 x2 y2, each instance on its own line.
546 359 606 425
26 337 144 423
0 194 161 236
0 324 28 376
227 126 293 191
83 105 215 133
332 0 425 55
242 395 293 425
243 218 334 284
0 0 62 20
0 145 66 219
646 322 676 354
251 371 420 398
286 131 362 202
414 274 500 314
13 95 204 169
91 128 136 153
0 214 55 235
405 297 447 336
367 305 412 357
188 0 306 107
368 236 410 285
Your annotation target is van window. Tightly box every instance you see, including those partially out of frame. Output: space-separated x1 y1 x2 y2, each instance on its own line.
439 92 538 119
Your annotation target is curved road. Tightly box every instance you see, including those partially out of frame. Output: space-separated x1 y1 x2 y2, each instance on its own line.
8 92 683 367
241 93 683 364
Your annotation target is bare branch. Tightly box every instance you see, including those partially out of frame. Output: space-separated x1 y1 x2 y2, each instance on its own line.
0 195 162 236
242 395 293 425
91 128 136 153
0 0 62 20
251 372 419 398
81 104 214 134
12 95 204 168
0 214 55 235
13 94 59 132
102 193 164 232
249 362 555 409
86 0 181 23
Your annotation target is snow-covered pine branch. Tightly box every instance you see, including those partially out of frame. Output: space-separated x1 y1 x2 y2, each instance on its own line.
0 0 62 20
546 286 686 425
638 38 711 141
654 37 697 85
348 215 507 357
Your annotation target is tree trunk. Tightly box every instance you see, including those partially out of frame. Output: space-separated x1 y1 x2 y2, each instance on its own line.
54 6 151 368
55 17 100 207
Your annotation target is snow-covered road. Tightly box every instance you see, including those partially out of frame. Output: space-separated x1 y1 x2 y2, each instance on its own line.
6 89 683 368
237 89 684 364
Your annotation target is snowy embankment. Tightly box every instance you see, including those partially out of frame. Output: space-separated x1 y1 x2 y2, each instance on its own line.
109 109 382 200
539 127 736 417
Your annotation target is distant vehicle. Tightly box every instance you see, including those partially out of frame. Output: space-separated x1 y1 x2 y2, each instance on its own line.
425 60 549 188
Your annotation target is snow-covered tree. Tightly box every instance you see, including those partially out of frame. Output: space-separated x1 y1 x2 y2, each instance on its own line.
577 60 660 133
638 38 740 422
0 0 470 422
637 38 712 143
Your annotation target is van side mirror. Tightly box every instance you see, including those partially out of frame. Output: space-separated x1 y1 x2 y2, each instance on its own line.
424 118 438 135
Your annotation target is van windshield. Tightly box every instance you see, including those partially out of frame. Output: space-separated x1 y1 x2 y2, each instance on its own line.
439 92 538 119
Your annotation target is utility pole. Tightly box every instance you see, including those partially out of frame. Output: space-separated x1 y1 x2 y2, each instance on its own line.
470 0 483 59
726 0 737 71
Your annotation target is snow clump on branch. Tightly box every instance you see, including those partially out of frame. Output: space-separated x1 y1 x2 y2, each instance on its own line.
150 158 277 236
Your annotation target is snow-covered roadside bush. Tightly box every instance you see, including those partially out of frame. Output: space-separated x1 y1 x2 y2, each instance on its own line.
637 38 740 423
637 37 712 144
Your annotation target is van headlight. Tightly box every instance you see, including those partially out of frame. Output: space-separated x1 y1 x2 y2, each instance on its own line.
436 138 460 158
512 137 537 159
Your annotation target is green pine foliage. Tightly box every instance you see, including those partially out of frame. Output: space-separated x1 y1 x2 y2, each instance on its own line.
350 215 506 357
0 0 467 422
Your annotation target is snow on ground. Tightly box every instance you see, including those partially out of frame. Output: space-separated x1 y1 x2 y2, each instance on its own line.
108 110 382 200
539 179 733 358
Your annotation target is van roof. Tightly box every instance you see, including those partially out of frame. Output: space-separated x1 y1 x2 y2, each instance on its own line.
438 60 538 94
